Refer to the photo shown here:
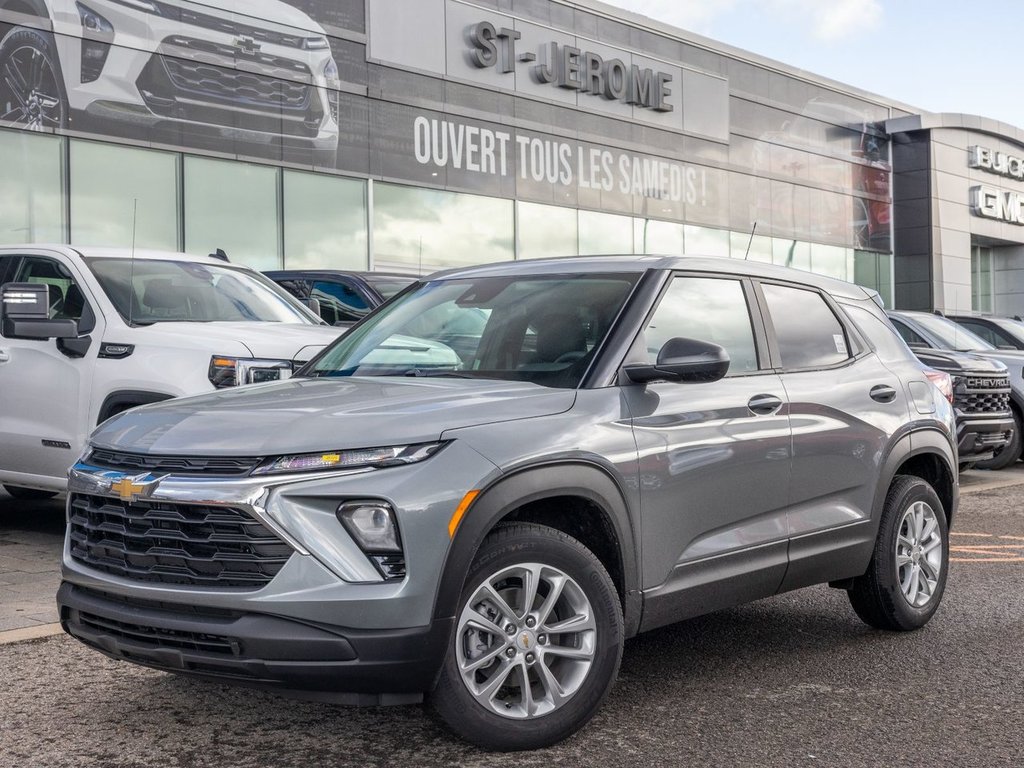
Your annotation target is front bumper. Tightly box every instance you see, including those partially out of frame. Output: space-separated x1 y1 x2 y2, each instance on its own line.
956 413 1014 462
59 583 451 703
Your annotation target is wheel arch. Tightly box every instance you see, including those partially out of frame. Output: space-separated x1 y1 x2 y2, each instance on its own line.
434 461 642 638
880 429 958 528
0 0 51 21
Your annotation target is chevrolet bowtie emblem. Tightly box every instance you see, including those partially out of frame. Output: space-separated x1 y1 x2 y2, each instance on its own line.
520 633 531 649
109 475 156 503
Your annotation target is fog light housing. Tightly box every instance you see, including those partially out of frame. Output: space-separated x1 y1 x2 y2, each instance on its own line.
337 500 406 579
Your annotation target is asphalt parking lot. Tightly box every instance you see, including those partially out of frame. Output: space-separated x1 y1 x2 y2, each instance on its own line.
2 476 1023 768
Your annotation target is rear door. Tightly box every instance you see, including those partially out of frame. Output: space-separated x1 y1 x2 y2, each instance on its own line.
755 281 908 590
623 273 793 630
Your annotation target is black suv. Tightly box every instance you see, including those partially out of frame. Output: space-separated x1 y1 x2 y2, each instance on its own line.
266 270 414 327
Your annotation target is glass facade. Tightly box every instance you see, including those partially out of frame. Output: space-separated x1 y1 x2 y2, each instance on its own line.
972 246 993 313
0 130 64 244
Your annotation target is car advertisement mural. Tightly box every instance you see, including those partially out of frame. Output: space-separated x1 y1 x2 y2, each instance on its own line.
0 0 890 253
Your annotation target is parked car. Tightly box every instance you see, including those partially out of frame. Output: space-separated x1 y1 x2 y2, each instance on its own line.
0 245 343 498
909 348 1013 469
888 310 1024 469
0 0 340 163
947 313 1024 351
59 256 957 751
265 270 416 327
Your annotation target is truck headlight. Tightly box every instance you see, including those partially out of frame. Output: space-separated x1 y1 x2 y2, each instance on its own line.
209 356 293 388
252 442 444 475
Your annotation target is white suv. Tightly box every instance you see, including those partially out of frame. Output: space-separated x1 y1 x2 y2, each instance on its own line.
0 244 342 498
0 0 340 164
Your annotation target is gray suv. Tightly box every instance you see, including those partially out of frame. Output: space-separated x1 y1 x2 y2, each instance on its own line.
57 257 957 751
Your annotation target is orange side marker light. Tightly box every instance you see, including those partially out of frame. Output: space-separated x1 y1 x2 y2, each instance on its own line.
448 490 480 539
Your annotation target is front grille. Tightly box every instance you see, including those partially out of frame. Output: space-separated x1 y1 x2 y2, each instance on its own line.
87 449 260 477
954 374 1012 415
137 45 323 138
78 610 237 656
69 494 293 588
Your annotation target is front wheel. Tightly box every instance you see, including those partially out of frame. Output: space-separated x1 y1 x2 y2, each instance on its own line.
431 523 623 751
848 475 949 631
0 26 68 130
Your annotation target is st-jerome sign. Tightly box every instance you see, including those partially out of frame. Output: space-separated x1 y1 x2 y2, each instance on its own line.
468 21 674 112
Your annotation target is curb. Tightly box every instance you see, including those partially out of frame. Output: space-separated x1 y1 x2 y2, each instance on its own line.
0 623 63 646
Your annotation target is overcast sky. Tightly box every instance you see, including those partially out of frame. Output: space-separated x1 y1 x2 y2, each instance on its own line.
606 0 1024 129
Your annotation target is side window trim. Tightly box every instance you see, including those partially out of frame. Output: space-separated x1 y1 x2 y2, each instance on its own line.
752 278 866 373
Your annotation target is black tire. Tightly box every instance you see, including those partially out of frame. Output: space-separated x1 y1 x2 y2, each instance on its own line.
431 523 623 751
3 485 57 500
0 26 69 130
848 475 949 631
975 410 1022 471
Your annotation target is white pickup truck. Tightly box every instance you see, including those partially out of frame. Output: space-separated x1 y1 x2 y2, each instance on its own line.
0 245 343 498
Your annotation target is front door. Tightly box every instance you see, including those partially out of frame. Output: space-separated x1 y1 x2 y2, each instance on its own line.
0 251 103 485
623 274 792 630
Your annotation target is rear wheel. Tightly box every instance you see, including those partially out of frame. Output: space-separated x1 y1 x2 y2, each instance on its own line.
431 523 623 751
848 475 948 631
3 485 57 500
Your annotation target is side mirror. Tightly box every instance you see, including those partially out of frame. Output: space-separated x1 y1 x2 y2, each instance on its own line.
1 283 78 340
624 337 730 384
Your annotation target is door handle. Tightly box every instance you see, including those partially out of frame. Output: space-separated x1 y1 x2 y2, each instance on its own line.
0 349 9 364
748 394 783 415
870 384 897 403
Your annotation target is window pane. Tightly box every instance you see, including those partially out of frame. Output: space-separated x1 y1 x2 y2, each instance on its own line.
730 231 772 263
373 184 513 273
185 157 280 270
518 202 577 260
13 257 87 321
644 277 759 373
0 130 64 243
762 283 849 369
890 318 927 346
284 171 366 270
70 141 179 250
972 245 993 313
772 238 810 271
578 210 633 255
636 218 685 255
810 243 849 280
683 225 729 257
311 279 368 325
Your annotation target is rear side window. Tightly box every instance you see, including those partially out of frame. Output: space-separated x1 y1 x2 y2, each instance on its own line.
762 283 849 369
842 303 913 364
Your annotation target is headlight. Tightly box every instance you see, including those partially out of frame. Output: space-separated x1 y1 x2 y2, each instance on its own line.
323 58 340 124
252 442 444 475
77 2 113 83
209 356 293 388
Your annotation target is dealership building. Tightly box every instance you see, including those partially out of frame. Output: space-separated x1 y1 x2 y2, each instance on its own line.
2 0 1024 312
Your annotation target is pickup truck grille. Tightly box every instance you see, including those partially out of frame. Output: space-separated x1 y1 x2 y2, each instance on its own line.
69 494 292 588
953 374 1012 415
87 449 260 476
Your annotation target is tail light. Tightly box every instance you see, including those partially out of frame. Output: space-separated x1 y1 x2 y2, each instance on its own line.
924 368 954 404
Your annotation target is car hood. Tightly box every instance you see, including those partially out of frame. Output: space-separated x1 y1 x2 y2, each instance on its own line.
913 348 1008 375
135 322 342 362
233 0 326 34
90 377 577 456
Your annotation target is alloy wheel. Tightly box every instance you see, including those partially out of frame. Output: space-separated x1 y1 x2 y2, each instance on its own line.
455 562 597 719
895 500 943 608
1 44 64 130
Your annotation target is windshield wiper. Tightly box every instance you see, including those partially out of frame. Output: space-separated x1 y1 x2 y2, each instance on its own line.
403 369 476 378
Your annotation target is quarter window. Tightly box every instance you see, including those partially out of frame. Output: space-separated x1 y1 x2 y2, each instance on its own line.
762 283 849 369
643 277 759 374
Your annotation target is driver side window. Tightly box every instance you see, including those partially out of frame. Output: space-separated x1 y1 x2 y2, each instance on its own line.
644 276 759 374
12 256 88 322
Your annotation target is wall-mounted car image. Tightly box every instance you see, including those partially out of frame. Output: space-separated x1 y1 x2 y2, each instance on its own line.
0 0 340 164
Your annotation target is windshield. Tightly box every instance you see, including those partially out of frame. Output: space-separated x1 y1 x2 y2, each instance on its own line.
911 313 994 352
88 258 317 325
368 277 415 300
306 273 640 388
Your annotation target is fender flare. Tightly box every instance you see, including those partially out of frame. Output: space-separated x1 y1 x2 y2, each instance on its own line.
0 0 53 25
432 461 642 638
873 427 957 526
